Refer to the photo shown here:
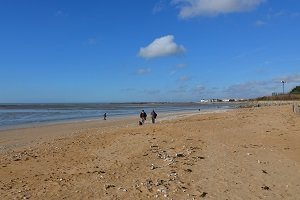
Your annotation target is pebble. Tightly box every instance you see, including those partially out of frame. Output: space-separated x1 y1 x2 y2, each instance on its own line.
105 184 116 190
150 164 158 170
261 185 270 190
176 153 185 157
118 187 127 192
200 192 208 197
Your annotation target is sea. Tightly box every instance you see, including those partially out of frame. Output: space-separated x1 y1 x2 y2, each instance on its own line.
0 102 241 130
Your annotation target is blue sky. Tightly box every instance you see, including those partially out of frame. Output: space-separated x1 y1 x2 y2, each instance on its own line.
1 0 300 103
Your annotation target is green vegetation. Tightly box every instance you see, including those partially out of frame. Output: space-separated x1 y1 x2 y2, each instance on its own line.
290 86 300 94
255 94 300 101
254 86 300 101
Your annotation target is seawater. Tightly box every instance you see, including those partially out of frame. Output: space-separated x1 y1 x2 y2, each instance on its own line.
0 103 240 130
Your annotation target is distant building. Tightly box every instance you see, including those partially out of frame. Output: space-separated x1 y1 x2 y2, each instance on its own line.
200 98 238 103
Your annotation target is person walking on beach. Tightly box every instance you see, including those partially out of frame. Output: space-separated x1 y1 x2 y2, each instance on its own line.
140 110 147 124
151 109 157 124
103 113 107 120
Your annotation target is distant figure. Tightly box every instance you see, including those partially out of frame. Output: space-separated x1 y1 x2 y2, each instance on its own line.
103 113 107 120
198 109 201 111
151 109 157 124
139 110 147 124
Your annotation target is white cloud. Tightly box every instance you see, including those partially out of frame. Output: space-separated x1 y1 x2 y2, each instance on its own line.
176 63 187 69
136 68 151 75
223 81 269 98
138 35 185 59
178 75 190 82
193 85 206 93
222 74 300 98
153 0 167 14
172 0 266 18
273 75 300 83
170 63 187 75
255 20 266 27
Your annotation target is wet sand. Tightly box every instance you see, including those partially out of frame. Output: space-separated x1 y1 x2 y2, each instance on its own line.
0 104 300 199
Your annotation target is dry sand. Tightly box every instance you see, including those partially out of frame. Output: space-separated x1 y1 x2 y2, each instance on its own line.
0 104 300 199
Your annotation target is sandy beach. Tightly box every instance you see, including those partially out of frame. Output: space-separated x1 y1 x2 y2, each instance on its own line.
1 104 300 199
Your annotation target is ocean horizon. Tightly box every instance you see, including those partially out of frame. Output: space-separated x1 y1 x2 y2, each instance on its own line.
0 102 241 130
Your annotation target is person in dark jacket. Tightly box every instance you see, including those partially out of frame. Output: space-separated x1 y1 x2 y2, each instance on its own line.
140 110 147 124
151 109 157 124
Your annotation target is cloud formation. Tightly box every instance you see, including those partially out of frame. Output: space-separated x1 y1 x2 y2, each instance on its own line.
193 85 206 93
176 63 187 69
136 68 151 75
170 63 187 75
272 74 300 83
153 0 167 14
255 20 266 27
138 35 185 59
172 0 266 18
178 75 190 82
222 74 300 98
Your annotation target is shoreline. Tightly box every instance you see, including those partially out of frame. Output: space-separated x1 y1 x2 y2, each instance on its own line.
0 102 242 131
0 109 230 153
0 106 231 132
1 104 300 199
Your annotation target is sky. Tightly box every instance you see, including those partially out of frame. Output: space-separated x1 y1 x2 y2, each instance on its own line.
0 0 300 103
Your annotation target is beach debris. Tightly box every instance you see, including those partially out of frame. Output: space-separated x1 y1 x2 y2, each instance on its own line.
157 186 168 194
150 164 158 170
118 187 127 192
184 168 193 173
176 153 185 157
12 156 21 161
150 145 160 153
104 184 116 190
168 171 178 181
262 170 268 174
134 183 142 193
181 186 188 192
157 151 168 159
261 185 270 190
200 192 208 197
246 153 252 156
155 179 165 186
192 156 205 161
143 179 154 191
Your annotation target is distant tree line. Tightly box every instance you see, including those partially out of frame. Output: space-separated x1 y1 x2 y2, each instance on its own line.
290 86 300 94
254 86 300 101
